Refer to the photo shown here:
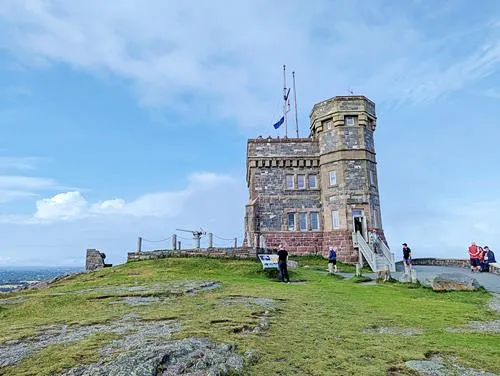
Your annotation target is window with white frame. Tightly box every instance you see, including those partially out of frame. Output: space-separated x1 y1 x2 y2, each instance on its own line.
308 174 317 189
299 213 307 231
297 175 306 189
286 174 294 189
329 170 337 186
331 210 340 229
310 212 319 230
287 213 295 231
345 116 356 126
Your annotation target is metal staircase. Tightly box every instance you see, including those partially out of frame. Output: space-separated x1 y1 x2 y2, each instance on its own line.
352 231 395 272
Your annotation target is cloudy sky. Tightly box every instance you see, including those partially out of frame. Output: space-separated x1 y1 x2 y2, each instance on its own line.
1 0 500 266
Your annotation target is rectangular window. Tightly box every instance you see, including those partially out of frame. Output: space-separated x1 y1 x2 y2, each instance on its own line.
287 213 295 231
331 210 340 229
310 212 319 231
369 170 375 186
299 213 307 231
308 174 317 189
345 116 356 126
297 175 305 189
329 170 337 186
286 174 294 189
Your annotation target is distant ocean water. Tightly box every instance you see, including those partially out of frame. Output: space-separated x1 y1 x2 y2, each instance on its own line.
0 266 84 293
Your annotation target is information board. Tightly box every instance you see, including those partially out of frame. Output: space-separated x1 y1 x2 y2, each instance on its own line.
257 254 279 269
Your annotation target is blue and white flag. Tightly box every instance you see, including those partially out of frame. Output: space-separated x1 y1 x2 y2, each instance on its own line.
273 116 284 129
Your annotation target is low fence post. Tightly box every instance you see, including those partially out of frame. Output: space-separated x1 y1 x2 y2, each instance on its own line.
137 237 142 252
208 233 213 248
172 234 177 250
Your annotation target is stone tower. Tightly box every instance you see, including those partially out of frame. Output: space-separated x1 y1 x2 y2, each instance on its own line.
310 95 386 259
244 94 389 265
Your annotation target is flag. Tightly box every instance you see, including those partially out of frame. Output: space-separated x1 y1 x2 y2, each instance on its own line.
273 116 284 129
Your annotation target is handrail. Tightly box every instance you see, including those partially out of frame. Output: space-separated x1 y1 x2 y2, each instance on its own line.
375 235 396 272
355 232 377 271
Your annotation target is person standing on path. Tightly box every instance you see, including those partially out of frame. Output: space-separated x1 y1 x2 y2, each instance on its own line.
328 247 337 273
402 243 412 272
277 244 290 283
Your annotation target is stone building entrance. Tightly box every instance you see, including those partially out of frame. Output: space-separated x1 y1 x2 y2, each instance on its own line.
352 209 367 240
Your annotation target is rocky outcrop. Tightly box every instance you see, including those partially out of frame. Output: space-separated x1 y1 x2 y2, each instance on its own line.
422 272 480 292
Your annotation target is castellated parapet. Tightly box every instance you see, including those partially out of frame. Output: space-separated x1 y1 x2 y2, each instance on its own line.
244 95 387 263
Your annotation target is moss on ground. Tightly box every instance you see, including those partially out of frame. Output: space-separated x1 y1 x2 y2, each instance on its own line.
0 256 498 375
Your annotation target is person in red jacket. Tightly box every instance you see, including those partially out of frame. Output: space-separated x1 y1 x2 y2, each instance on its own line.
468 242 481 272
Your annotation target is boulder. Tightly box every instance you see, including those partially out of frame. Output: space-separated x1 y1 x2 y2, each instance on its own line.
399 272 411 283
427 273 480 292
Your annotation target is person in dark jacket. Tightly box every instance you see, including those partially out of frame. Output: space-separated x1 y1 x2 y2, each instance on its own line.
483 246 496 272
277 244 290 283
402 243 412 272
328 247 337 273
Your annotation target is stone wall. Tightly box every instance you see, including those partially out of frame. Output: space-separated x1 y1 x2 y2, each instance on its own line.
128 247 257 262
263 231 323 255
396 258 470 268
86 249 112 272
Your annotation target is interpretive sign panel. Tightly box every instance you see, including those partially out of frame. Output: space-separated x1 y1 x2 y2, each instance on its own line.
257 254 279 269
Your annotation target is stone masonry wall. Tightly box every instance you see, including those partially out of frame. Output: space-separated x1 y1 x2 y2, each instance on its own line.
248 138 319 158
262 230 358 263
86 249 107 272
128 247 256 262
263 232 323 255
396 258 470 268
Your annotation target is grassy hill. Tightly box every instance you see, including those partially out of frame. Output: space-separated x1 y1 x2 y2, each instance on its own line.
0 256 498 375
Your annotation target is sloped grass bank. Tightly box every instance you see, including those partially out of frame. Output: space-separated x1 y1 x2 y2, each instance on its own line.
0 257 498 375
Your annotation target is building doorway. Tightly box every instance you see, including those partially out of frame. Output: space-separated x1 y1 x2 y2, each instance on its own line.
352 209 367 240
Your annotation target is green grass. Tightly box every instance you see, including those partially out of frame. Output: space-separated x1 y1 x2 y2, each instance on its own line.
0 256 499 375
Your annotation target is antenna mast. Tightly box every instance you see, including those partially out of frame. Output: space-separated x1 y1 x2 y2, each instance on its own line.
292 71 299 138
283 65 288 138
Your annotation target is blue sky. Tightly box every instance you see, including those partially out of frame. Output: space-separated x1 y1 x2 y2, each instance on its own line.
1 0 500 266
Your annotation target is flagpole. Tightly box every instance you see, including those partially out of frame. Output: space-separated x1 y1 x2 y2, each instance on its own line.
283 64 287 138
292 71 299 138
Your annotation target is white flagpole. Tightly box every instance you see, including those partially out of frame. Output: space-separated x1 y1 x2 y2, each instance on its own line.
283 64 288 138
292 71 299 138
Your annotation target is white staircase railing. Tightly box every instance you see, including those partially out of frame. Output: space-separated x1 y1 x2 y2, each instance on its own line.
377 237 396 272
352 231 396 272
353 231 377 271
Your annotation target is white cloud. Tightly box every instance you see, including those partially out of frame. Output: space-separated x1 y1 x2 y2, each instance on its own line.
0 156 40 171
0 171 247 266
35 191 88 220
33 172 236 222
0 174 58 203
0 1 499 126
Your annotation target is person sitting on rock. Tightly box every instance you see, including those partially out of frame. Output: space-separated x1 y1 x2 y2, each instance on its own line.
482 246 496 272
468 242 481 272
